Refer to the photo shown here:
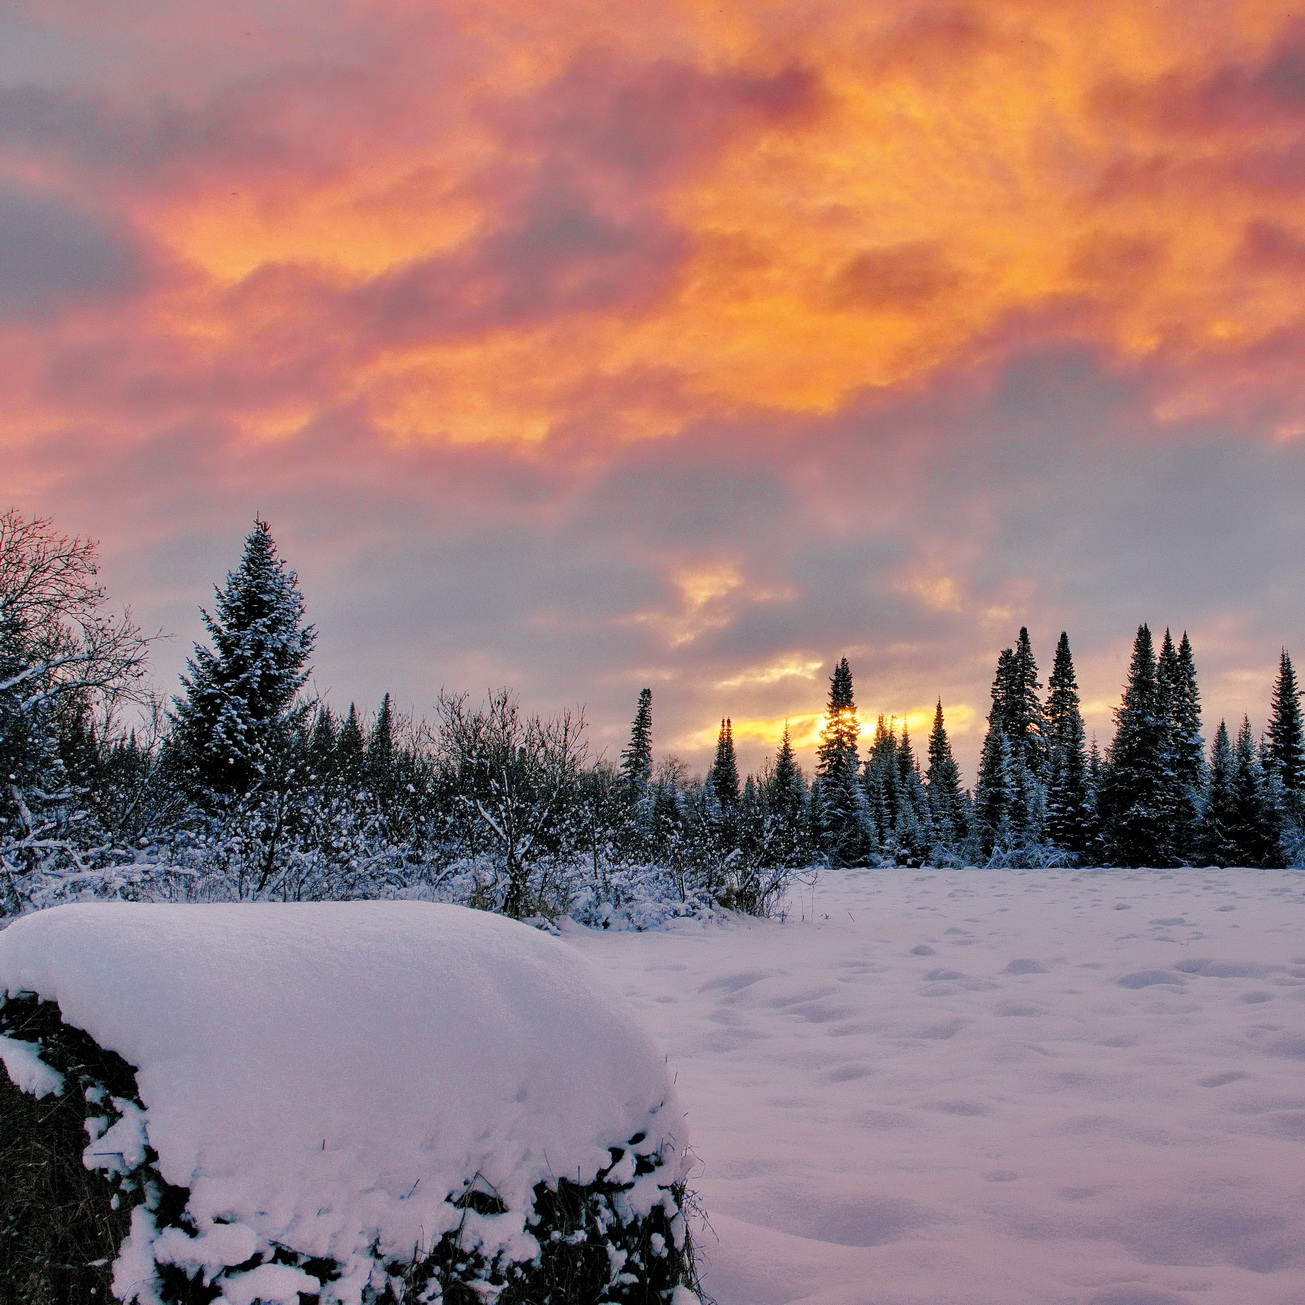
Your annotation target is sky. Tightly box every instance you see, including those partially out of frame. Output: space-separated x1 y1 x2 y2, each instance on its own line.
3 0 1305 780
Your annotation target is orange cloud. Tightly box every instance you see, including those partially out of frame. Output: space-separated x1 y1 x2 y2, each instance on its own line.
1 0 1302 452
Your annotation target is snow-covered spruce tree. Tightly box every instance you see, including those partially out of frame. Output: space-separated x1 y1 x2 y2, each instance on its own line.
612 688 655 860
862 716 901 851
306 704 337 782
619 688 654 792
975 636 1048 860
1155 629 1202 863
335 702 366 791
924 700 969 857
973 724 1015 859
1172 633 1205 857
1044 632 1093 859
891 725 932 866
367 693 395 770
166 519 314 806
1200 720 1238 865
708 718 741 809
761 723 811 867
997 629 1049 847
1098 624 1172 867
364 693 404 813
1086 736 1104 856
811 658 873 866
1228 716 1280 867
1264 650 1305 836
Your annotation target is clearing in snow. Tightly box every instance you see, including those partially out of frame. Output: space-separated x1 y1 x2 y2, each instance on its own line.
568 865 1305 1305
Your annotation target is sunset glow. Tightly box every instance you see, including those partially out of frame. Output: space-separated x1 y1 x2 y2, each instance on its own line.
2 0 1304 774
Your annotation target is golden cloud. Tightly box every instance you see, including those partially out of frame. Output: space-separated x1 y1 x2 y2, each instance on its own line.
8 1 1301 449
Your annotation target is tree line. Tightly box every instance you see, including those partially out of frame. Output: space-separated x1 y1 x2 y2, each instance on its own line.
801 627 1305 870
1 510 1301 928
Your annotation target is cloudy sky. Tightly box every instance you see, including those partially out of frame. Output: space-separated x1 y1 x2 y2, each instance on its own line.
3 0 1305 778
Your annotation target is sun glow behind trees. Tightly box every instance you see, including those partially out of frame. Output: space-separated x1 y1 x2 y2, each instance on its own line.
3 509 1305 934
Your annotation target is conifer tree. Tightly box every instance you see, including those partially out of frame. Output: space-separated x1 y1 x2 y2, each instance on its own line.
767 723 809 864
167 519 315 803
1229 717 1279 866
1164 632 1205 861
1098 624 1170 866
645 756 688 874
367 693 395 771
1086 736 1103 826
812 657 872 865
365 693 397 798
1264 650 1305 827
307 706 336 781
1006 628 1049 781
751 730 809 871
862 715 901 846
1153 629 1200 862
336 703 366 787
973 726 1014 857
1044 633 1092 857
982 631 1048 850
892 723 931 865
619 688 654 791
924 700 968 849
1200 721 1238 865
708 718 740 808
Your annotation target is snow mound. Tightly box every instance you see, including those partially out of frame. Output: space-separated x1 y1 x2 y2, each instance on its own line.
0 901 690 1303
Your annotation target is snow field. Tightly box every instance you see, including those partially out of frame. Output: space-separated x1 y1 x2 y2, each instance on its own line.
568 866 1305 1305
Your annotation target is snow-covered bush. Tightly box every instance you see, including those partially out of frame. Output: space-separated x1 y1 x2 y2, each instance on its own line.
0 901 701 1304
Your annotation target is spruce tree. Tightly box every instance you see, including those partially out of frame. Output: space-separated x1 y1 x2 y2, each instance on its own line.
893 723 931 865
924 700 968 850
619 688 654 791
1264 650 1305 827
365 693 397 797
1044 633 1092 858
336 703 366 787
1200 721 1238 865
307 706 337 781
1229 717 1279 867
767 723 810 864
167 519 315 803
367 693 395 770
862 715 900 847
1006 628 1049 781
973 726 1014 857
812 657 871 866
1154 629 1198 862
983 632 1048 849
1164 632 1205 862
708 718 740 808
1098 624 1170 866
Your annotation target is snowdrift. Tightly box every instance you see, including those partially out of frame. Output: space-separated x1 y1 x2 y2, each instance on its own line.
0 901 698 1304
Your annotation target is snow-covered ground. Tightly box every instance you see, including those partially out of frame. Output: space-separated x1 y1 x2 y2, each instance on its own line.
567 866 1305 1305
0 901 689 1305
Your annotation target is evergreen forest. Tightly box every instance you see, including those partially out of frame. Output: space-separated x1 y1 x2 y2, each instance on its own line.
3 509 1303 927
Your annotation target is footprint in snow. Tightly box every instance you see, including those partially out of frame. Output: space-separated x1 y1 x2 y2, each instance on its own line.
1002 958 1051 975
1117 970 1187 989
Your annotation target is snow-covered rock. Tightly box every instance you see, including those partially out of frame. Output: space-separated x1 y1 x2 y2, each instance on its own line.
0 900 692 1303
